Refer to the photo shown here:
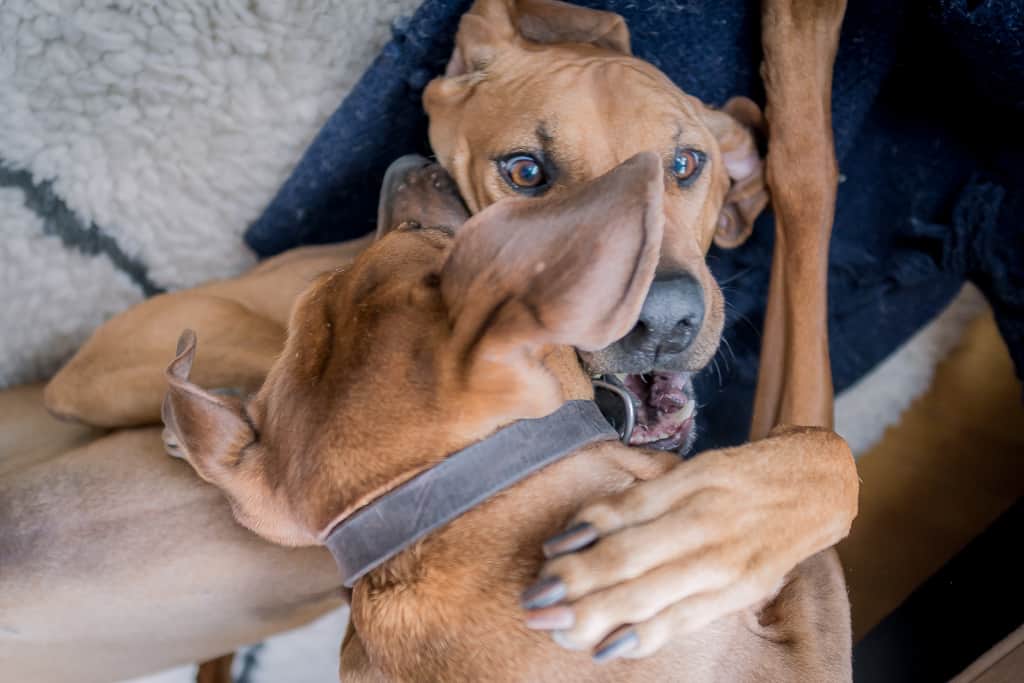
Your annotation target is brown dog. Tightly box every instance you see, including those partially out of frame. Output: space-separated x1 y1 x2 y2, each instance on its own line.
164 153 851 681
422 0 855 656
24 0 856 677
425 0 767 389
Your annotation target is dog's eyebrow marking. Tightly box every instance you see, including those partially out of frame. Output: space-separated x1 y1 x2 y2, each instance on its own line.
535 122 559 161
536 122 554 145
528 121 565 187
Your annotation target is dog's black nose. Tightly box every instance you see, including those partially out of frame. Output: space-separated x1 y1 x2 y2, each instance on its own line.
622 274 704 357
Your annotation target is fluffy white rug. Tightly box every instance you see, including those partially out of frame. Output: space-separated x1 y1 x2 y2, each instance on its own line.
0 1 987 681
0 0 419 386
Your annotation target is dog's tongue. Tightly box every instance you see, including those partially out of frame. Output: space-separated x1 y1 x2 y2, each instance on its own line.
649 373 690 412
622 373 694 447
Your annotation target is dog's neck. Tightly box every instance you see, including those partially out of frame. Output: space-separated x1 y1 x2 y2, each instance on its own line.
341 348 677 680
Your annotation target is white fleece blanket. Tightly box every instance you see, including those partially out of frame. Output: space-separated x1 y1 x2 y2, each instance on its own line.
0 0 419 387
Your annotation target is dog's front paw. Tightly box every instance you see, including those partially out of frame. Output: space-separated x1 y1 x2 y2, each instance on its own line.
520 427 856 661
520 476 785 661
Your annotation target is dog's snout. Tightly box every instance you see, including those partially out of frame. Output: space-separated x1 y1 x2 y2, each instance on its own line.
623 274 704 357
376 154 469 239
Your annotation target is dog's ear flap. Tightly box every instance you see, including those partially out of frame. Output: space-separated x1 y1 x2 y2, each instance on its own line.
444 0 517 79
702 96 770 249
162 330 255 481
513 0 631 54
440 152 663 370
444 0 630 78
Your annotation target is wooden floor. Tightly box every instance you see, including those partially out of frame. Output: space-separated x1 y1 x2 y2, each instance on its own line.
837 311 1024 642
952 624 1024 683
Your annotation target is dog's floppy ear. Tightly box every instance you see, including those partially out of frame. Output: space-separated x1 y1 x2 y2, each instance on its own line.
440 152 663 372
162 329 255 482
162 330 323 548
702 96 770 248
512 0 630 54
444 0 630 79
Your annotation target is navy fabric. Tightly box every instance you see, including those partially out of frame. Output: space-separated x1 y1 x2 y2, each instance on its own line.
246 0 1024 452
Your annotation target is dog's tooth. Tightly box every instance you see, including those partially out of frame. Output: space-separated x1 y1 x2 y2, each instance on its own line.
681 400 696 420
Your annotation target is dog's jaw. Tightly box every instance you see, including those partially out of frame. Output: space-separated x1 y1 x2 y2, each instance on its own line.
595 370 698 456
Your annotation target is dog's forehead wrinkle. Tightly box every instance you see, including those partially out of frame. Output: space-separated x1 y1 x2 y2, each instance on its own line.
350 246 447 305
535 120 555 145
577 56 685 104
499 86 696 179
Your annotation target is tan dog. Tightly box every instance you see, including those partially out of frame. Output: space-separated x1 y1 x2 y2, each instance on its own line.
425 0 767 385
164 153 851 681
15 0 856 678
421 0 855 656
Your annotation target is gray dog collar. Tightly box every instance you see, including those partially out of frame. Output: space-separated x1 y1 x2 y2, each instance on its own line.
325 399 619 588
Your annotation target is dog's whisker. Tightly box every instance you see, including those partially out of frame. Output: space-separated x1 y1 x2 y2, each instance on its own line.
717 268 753 287
723 303 760 337
711 356 723 388
720 336 737 366
718 348 731 374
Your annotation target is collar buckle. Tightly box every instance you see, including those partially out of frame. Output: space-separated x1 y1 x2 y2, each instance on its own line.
591 378 636 445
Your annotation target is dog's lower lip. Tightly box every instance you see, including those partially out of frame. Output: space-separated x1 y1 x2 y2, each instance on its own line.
641 417 694 450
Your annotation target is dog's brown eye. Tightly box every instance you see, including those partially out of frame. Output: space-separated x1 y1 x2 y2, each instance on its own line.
498 154 548 192
672 148 704 185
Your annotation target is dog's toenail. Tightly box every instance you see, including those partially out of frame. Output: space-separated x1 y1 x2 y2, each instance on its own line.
520 576 567 609
593 627 638 663
543 522 598 558
523 605 575 630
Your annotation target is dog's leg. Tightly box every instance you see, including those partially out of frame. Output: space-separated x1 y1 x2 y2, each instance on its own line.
749 0 846 438
196 655 233 683
525 1 857 663
44 239 371 428
0 408 342 682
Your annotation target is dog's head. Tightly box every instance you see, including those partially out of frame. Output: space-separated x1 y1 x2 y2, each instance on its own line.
425 0 768 451
160 154 663 547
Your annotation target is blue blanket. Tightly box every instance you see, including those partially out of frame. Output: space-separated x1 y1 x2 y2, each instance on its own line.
246 0 1024 451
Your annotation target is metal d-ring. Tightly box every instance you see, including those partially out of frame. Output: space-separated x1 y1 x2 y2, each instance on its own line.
591 379 636 445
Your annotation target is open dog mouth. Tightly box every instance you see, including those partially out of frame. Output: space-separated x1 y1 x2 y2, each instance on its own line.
594 372 697 455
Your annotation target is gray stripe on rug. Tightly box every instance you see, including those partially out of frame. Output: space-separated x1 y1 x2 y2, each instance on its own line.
235 642 265 683
0 164 164 297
